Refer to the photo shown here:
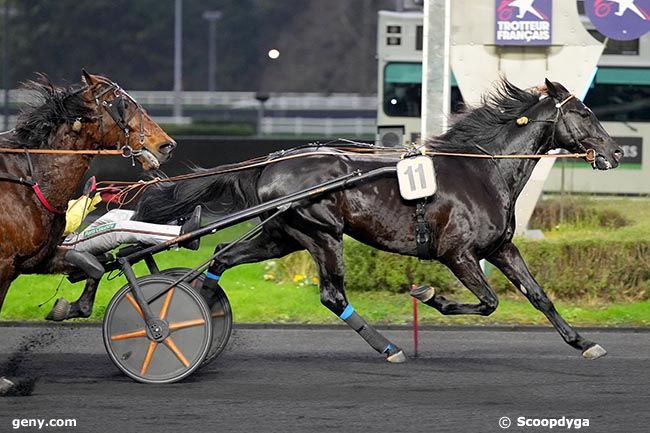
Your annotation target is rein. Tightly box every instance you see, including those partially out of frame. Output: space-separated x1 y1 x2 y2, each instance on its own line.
96 145 594 208
0 147 123 155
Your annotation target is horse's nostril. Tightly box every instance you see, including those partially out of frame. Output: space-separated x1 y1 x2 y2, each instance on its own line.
613 149 623 162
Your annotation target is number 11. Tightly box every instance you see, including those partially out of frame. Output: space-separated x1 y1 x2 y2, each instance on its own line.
405 164 426 191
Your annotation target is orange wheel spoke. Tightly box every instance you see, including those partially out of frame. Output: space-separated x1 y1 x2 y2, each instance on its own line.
168 319 206 332
141 341 158 376
159 287 175 320
163 336 190 367
211 310 225 318
111 329 146 341
125 293 144 318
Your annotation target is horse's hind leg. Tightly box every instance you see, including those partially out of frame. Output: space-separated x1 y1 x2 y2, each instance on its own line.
413 252 499 316
288 229 406 363
200 231 301 307
46 278 100 321
488 242 605 359
36 248 101 321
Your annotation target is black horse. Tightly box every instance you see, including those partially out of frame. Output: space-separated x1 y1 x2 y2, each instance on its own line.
136 79 622 362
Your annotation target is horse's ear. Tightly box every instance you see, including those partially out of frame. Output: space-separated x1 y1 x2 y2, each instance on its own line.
81 69 96 86
544 78 559 99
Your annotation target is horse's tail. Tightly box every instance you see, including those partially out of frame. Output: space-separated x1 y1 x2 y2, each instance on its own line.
134 166 263 224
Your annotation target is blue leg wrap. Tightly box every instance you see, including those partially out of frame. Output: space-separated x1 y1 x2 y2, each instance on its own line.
206 272 221 282
339 304 355 320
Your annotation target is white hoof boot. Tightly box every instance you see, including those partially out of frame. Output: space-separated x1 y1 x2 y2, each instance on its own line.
386 350 407 363
0 377 16 396
582 344 607 360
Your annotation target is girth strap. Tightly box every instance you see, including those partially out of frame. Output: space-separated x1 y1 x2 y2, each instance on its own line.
414 201 432 260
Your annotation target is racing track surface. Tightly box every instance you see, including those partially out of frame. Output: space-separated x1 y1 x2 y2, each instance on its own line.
0 324 649 433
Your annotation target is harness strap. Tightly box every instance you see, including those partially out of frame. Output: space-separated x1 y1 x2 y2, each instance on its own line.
31 183 65 215
414 201 432 260
0 170 64 214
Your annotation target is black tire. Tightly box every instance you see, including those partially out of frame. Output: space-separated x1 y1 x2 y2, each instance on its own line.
160 268 233 366
102 275 212 384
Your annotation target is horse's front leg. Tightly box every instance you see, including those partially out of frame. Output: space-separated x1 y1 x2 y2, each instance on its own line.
411 251 499 316
0 260 21 396
488 241 605 359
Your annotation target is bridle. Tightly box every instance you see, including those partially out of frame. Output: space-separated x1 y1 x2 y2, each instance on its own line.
89 79 148 164
519 94 596 164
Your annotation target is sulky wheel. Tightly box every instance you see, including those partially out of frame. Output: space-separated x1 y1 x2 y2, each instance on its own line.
102 275 212 384
160 268 233 367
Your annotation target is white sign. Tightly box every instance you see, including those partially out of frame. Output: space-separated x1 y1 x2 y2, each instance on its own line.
396 156 437 200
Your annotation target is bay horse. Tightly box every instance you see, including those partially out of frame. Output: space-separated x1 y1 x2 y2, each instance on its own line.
0 70 176 321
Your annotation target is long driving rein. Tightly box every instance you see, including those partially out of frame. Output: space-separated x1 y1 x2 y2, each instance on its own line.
0 79 149 214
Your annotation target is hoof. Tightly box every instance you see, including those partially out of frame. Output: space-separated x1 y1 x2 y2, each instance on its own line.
410 285 435 303
0 377 15 396
386 350 407 363
582 344 607 360
0 376 36 397
45 298 71 321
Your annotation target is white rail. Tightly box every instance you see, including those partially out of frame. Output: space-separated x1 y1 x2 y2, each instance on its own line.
261 117 375 136
0 90 377 111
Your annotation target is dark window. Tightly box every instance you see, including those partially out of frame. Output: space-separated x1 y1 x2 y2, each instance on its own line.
383 62 463 117
416 25 423 51
587 30 639 55
387 37 401 46
387 25 401 34
584 68 650 122
585 84 650 122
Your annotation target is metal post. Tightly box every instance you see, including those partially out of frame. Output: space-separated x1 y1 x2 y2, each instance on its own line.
208 19 216 91
173 0 183 121
255 93 269 136
202 10 222 92
420 0 451 140
256 101 265 136
2 0 10 131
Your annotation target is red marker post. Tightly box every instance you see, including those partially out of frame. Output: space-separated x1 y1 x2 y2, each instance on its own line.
411 284 419 357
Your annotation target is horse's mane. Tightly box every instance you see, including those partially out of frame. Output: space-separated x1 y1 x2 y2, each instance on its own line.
428 79 543 152
13 74 93 148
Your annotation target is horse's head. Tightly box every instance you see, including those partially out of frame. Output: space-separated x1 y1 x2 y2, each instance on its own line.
543 79 623 170
80 70 176 170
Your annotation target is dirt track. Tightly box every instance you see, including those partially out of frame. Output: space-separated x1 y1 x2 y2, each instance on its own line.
1 324 649 432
